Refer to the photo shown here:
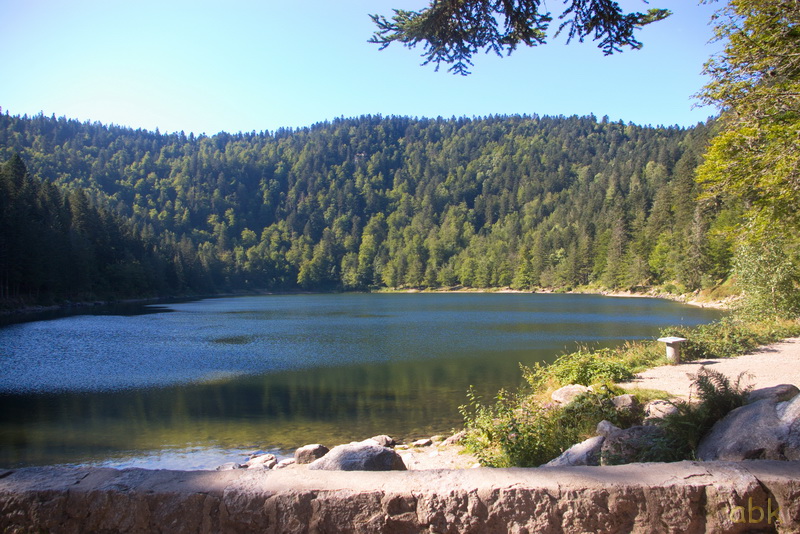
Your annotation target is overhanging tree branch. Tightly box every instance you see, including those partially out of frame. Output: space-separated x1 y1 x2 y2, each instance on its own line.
369 0 671 75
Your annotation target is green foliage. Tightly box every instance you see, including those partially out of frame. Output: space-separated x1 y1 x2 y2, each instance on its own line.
0 153 166 305
696 0 800 317
697 0 800 230
460 386 639 467
369 0 670 75
657 368 752 458
522 341 664 393
460 388 565 467
559 387 642 430
523 348 635 388
1 113 730 305
732 236 800 320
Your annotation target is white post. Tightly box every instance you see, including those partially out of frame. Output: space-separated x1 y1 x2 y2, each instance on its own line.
657 336 687 365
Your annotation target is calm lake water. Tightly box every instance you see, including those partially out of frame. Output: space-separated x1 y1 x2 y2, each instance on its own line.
0 293 720 469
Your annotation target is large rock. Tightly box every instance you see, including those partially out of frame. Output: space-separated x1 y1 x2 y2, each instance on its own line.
294 444 330 465
596 420 621 437
308 442 407 471
368 435 396 448
611 394 639 412
551 384 591 405
747 384 800 404
545 436 604 467
643 400 678 423
697 387 800 461
600 425 670 465
442 430 466 446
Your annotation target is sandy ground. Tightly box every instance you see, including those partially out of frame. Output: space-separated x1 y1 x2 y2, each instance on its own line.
618 337 800 400
397 443 481 470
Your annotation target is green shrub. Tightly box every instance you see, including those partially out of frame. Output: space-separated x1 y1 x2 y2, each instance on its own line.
558 387 642 431
461 386 643 467
733 238 800 321
521 348 635 389
460 387 567 467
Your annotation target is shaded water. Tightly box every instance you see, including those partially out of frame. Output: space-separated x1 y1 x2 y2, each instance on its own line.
0 293 720 469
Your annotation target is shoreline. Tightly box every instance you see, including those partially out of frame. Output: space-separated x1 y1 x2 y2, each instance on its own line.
1 284 734 321
329 334 800 471
378 285 734 310
218 333 800 472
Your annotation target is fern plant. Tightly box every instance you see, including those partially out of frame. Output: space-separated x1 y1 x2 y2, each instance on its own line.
657 368 753 458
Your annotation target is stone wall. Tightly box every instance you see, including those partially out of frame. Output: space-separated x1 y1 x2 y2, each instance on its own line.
1 461 799 533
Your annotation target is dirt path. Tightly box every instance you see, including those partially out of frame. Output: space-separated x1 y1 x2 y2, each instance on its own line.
618 337 800 399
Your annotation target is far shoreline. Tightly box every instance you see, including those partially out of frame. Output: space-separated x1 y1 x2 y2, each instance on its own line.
374 285 734 311
0 284 733 325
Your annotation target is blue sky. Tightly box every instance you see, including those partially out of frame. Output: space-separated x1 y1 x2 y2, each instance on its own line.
1 0 722 135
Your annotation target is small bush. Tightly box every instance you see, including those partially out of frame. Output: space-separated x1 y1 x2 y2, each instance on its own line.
550 349 635 386
460 387 567 467
461 386 643 467
558 387 642 431
521 348 634 390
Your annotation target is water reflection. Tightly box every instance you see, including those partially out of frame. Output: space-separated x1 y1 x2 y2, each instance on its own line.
0 293 720 468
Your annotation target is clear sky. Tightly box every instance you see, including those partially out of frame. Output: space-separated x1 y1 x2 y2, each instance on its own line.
1 0 722 135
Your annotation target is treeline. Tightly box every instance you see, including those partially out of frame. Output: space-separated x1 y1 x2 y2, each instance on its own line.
0 112 735 304
0 154 178 304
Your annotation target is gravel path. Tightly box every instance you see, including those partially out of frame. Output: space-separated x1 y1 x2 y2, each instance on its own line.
618 337 800 400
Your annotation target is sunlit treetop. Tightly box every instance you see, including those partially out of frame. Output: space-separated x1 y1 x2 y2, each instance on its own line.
696 0 800 230
369 0 671 75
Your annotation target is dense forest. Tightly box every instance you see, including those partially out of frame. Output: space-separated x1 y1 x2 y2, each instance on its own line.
0 112 735 306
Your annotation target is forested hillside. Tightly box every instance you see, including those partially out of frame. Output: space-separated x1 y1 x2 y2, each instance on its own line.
1 112 733 305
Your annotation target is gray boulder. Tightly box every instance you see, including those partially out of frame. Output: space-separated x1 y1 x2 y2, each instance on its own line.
551 384 591 405
697 387 800 461
244 453 277 469
643 400 678 423
611 394 639 412
600 425 670 465
294 444 330 464
747 384 800 404
596 420 621 437
545 436 604 467
442 431 466 446
307 443 407 471
368 435 396 448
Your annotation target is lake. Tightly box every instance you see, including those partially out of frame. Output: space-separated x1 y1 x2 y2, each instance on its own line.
0 292 720 469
